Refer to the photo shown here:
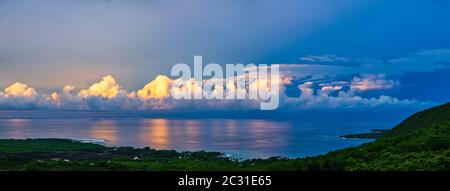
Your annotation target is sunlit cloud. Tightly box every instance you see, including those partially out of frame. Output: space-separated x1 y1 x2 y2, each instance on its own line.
3 48 448 110
137 75 172 99
3 82 36 98
350 74 396 92
281 81 415 109
78 75 124 99
0 66 427 110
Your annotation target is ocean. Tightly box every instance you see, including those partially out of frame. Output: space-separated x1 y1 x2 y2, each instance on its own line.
0 110 400 159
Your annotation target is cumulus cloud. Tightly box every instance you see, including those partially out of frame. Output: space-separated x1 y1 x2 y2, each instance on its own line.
137 75 173 99
0 82 40 109
1 49 446 110
0 65 427 110
3 82 37 98
78 75 124 99
280 81 416 109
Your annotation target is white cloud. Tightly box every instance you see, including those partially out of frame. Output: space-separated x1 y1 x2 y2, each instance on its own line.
284 49 450 81
318 85 343 96
350 74 396 92
0 48 446 110
0 82 41 109
3 82 37 98
78 75 124 99
280 81 417 109
301 55 352 63
0 71 422 110
137 75 173 99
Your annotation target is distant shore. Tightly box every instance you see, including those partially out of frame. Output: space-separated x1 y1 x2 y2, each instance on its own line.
340 129 389 139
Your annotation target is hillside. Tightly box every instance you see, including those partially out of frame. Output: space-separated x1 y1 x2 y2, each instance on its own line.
284 102 450 170
385 102 450 137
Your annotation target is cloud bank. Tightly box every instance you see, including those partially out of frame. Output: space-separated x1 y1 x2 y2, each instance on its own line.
0 66 426 110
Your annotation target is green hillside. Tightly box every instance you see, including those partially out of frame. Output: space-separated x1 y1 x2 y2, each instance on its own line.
287 102 450 170
386 102 450 137
0 103 449 171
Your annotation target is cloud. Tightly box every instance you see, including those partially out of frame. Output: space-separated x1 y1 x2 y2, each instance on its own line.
0 69 426 110
5 47 449 110
286 49 450 80
0 82 40 109
300 55 356 66
280 81 417 109
350 74 396 92
318 85 343 97
78 75 124 99
3 82 37 98
386 49 450 70
137 75 173 99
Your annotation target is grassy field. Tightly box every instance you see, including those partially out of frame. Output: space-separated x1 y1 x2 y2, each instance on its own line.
0 103 449 171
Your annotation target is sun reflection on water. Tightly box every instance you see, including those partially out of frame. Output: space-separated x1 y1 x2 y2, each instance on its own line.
89 120 118 144
139 119 170 150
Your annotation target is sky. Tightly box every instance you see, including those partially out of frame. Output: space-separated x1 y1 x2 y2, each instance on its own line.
0 0 449 113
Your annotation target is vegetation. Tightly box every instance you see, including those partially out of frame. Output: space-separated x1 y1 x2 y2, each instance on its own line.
340 129 388 139
0 103 449 171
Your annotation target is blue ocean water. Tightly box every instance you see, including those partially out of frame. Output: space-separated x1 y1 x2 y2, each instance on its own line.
0 110 401 159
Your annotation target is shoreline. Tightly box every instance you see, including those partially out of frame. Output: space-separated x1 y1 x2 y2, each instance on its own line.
340 129 390 139
0 138 314 160
0 137 370 161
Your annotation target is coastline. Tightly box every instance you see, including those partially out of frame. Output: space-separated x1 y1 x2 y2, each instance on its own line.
340 129 390 139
